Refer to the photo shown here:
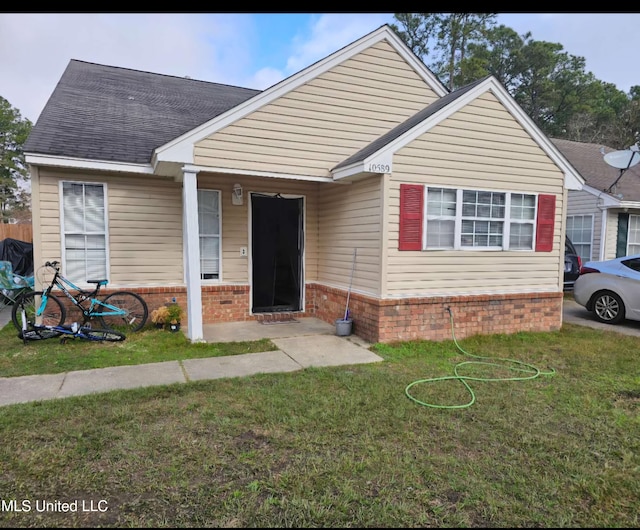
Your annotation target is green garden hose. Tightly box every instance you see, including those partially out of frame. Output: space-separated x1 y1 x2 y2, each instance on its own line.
405 308 556 409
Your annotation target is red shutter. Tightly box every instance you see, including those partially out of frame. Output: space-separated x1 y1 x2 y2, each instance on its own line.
399 184 424 251
535 194 556 252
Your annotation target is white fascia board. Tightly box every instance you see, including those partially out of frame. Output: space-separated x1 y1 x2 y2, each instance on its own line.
333 153 394 181
182 164 337 183
332 162 365 181
581 183 621 207
349 76 585 191
154 25 448 166
26 153 154 174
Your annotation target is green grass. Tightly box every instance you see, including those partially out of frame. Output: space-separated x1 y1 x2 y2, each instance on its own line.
0 322 277 377
0 322 639 527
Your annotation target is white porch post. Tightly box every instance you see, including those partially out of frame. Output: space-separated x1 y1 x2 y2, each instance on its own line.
182 167 203 341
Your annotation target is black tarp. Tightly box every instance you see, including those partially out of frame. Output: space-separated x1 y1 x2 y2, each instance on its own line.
0 238 34 277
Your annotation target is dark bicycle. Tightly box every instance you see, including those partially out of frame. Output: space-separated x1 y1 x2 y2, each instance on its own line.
12 261 148 333
18 320 125 344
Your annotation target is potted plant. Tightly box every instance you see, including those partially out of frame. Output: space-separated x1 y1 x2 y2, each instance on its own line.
165 303 184 332
150 305 169 329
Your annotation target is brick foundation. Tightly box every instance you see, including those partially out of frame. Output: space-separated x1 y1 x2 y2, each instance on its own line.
50 283 562 343
306 283 563 344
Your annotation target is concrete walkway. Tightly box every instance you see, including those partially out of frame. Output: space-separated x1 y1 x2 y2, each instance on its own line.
0 314 383 407
3 297 637 408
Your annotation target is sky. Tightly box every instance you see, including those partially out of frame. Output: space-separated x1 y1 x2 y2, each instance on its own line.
2 12 640 124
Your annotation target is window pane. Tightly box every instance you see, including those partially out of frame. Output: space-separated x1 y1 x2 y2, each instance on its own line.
426 188 456 216
425 220 454 248
461 220 503 247
510 223 534 250
510 194 535 220
566 214 593 262
62 183 107 284
198 189 221 279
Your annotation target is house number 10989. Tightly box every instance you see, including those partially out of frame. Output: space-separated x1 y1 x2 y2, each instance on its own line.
367 163 391 173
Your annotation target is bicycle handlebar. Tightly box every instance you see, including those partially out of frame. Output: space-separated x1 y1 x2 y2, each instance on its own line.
45 261 60 269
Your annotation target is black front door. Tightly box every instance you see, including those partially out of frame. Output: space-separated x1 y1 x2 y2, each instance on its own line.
251 194 303 313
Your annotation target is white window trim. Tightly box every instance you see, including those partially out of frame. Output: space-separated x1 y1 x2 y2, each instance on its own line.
567 213 594 262
626 213 640 256
197 188 222 284
59 180 110 287
422 185 538 252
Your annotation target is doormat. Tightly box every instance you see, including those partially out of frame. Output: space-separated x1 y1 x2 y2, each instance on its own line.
260 318 299 325
258 314 299 325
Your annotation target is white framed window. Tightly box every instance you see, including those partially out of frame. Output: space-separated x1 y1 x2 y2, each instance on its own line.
61 181 108 284
509 193 536 250
198 189 221 280
566 214 593 262
425 187 456 249
423 186 537 251
627 214 640 256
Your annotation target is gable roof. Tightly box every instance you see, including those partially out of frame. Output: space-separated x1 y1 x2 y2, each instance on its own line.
24 59 261 164
551 138 640 202
153 24 449 166
333 76 487 171
331 76 584 191
26 24 447 173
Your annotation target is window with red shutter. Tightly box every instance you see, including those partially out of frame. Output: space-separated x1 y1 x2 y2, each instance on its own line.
535 194 556 252
399 184 424 251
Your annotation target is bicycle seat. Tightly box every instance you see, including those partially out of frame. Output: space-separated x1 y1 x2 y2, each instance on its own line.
87 279 108 286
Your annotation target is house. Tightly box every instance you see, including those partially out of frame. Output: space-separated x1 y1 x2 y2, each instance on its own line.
23 25 583 344
552 138 640 264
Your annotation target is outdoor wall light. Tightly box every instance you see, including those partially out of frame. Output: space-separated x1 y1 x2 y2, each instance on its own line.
232 183 243 205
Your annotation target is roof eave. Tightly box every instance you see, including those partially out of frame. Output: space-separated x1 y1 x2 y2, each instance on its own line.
153 25 448 166
331 76 585 191
25 153 155 175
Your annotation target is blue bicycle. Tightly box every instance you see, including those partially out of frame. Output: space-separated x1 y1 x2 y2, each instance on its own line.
18 320 126 344
11 261 148 333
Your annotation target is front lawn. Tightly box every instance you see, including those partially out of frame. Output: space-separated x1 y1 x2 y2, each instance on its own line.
0 323 638 527
0 322 277 377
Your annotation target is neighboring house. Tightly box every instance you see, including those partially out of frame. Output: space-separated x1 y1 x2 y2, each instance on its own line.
552 138 640 264
24 25 583 344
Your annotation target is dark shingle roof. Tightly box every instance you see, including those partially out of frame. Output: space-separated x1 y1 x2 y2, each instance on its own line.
332 76 488 171
24 59 261 164
551 138 640 202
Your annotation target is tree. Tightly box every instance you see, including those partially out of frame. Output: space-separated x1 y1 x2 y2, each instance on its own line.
391 14 640 148
392 13 497 90
459 25 527 92
0 96 32 223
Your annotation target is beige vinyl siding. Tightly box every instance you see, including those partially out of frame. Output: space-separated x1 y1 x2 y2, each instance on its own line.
38 169 184 286
317 177 383 296
194 40 439 178
196 174 320 284
386 91 566 296
566 189 601 262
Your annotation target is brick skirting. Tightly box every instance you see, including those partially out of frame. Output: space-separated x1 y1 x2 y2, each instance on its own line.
306 283 563 344
52 283 562 343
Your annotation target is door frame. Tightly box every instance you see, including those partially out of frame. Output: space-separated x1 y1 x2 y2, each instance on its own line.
248 191 306 315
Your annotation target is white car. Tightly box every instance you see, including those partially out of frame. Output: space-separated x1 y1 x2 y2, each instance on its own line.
573 254 640 324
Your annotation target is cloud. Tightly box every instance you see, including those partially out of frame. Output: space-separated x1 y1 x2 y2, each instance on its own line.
250 67 286 90
284 13 393 75
0 13 255 122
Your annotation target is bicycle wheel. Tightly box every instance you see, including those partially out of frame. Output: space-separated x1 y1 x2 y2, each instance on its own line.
11 291 66 332
81 328 126 342
18 327 63 341
98 291 148 332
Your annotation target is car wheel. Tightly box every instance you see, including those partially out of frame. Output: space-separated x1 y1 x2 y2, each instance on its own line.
592 291 625 324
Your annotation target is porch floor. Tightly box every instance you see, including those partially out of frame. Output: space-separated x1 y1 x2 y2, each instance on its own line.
202 316 370 347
